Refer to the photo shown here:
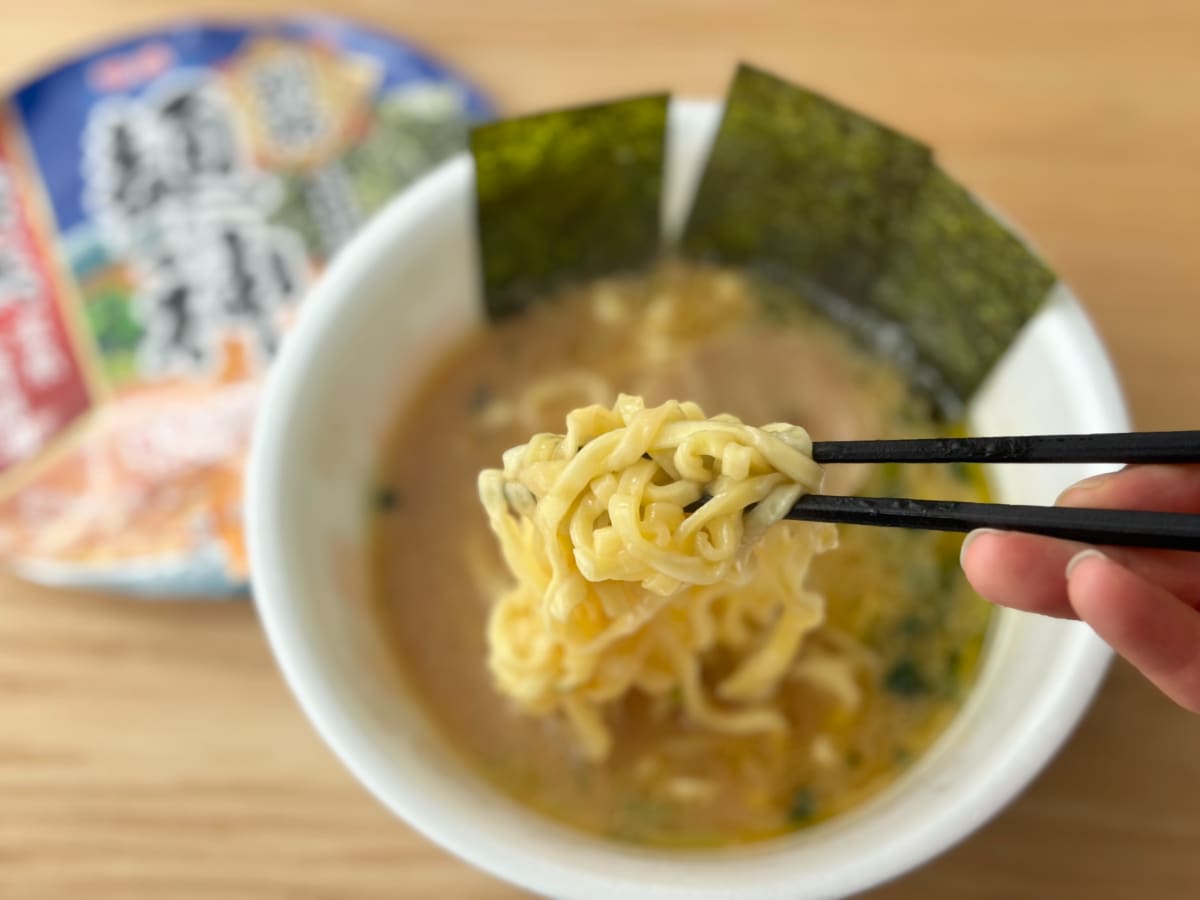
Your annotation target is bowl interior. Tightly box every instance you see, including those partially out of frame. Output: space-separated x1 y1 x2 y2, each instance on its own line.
248 100 1125 900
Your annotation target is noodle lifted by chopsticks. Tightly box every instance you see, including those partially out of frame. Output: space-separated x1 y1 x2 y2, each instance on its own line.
478 394 836 759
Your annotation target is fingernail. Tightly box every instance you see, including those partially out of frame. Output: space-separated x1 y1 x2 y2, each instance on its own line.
1066 548 1107 579
1057 471 1115 505
959 528 1001 568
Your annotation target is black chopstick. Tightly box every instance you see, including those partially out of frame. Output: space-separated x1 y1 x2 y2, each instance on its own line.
811 431 1200 465
784 494 1200 551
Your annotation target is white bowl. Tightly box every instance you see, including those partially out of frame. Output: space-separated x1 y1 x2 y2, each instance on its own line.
247 100 1127 899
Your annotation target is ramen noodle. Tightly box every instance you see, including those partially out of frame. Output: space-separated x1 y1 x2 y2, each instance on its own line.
373 260 992 846
480 395 834 759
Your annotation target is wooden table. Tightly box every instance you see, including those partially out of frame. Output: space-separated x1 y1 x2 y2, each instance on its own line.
3 2 1199 897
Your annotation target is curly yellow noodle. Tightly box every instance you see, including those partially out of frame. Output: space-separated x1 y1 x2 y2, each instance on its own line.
479 394 838 760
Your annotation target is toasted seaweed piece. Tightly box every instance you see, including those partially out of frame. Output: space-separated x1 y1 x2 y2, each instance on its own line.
683 64 933 303
788 786 818 824
683 64 1056 405
470 64 1055 405
884 659 931 697
471 94 669 318
867 169 1055 401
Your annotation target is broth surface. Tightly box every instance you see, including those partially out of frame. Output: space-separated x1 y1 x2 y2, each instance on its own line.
371 262 991 846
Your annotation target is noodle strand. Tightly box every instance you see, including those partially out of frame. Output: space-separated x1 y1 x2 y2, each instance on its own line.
479 395 836 760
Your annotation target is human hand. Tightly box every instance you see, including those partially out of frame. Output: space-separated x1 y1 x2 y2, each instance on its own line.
960 464 1200 713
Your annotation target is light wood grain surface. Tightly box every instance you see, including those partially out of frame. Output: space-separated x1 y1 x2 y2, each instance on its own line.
2 2 1199 898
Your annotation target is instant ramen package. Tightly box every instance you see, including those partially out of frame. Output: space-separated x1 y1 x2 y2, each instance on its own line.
0 16 492 595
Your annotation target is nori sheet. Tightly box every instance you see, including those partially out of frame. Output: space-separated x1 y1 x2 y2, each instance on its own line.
682 65 933 303
867 169 1054 401
469 65 1055 406
471 94 668 318
684 64 1055 405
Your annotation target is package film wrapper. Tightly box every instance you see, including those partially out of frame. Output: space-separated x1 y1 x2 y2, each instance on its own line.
0 16 493 595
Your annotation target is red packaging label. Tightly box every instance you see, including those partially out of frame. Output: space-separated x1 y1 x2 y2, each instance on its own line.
0 122 92 474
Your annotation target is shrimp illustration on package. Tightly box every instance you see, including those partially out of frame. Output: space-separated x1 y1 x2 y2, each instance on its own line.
0 17 492 595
